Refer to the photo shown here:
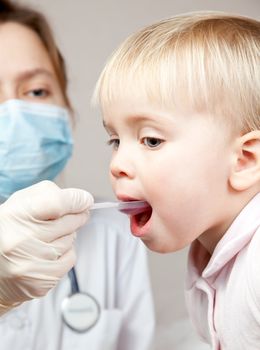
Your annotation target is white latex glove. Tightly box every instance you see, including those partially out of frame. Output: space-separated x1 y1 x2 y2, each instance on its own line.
0 180 94 316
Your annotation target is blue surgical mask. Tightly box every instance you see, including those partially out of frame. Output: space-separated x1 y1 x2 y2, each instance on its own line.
0 99 73 201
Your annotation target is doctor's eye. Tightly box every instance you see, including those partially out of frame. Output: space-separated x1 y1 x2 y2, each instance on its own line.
26 88 50 99
107 138 120 150
142 137 164 149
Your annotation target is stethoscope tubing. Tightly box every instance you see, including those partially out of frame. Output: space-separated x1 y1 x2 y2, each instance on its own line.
68 267 80 294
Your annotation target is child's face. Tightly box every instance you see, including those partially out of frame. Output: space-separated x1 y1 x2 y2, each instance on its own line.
103 96 235 253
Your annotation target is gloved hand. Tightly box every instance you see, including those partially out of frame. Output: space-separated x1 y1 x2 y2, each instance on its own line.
0 180 93 316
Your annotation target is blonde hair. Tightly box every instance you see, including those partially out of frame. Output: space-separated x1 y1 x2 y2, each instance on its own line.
94 11 260 132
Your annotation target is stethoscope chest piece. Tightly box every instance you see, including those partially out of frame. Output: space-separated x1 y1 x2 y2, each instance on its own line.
62 292 100 333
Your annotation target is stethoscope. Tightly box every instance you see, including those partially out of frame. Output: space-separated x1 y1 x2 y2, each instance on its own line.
61 267 101 333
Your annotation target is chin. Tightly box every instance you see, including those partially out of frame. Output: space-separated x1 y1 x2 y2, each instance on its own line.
138 224 171 253
142 222 186 253
141 235 174 253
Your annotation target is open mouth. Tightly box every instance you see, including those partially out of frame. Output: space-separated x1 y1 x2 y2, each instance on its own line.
120 200 153 236
132 205 152 226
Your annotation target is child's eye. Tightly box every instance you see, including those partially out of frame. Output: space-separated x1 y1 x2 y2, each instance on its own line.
107 138 120 150
142 137 164 148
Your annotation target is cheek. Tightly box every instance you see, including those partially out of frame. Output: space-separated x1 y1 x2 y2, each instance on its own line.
109 171 116 191
143 145 230 219
48 82 66 106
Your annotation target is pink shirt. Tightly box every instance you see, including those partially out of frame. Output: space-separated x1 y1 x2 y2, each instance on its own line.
185 193 260 350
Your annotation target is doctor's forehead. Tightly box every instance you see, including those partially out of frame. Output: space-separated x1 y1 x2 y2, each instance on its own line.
0 22 56 78
12 68 56 83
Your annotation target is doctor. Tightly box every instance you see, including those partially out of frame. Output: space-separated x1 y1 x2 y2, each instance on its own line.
0 1 155 349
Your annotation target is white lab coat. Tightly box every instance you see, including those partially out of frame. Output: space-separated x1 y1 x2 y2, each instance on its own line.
0 209 155 350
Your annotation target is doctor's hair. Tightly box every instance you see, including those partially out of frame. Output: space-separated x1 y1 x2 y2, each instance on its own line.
94 11 260 133
0 0 71 110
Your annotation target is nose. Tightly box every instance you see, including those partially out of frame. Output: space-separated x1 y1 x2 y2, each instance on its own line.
110 146 135 180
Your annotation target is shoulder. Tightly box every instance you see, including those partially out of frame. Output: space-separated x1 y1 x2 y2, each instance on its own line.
245 227 260 307
247 226 260 266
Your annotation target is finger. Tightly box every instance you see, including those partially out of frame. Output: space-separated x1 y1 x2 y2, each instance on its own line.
7 181 59 203
33 187 93 220
50 232 76 258
22 246 76 281
17 248 76 299
60 188 94 214
5 181 60 219
34 247 76 285
35 211 89 242
50 247 76 279
8 181 94 221
2 236 70 262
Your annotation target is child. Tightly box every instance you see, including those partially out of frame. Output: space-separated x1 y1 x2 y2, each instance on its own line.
94 11 260 350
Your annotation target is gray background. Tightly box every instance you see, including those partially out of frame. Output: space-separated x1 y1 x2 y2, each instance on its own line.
23 1 259 348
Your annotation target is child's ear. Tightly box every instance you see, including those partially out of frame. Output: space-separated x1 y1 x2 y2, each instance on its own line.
229 131 260 191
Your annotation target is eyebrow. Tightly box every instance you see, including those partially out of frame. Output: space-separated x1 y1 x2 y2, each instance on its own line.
103 113 173 130
103 115 155 128
16 68 55 82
